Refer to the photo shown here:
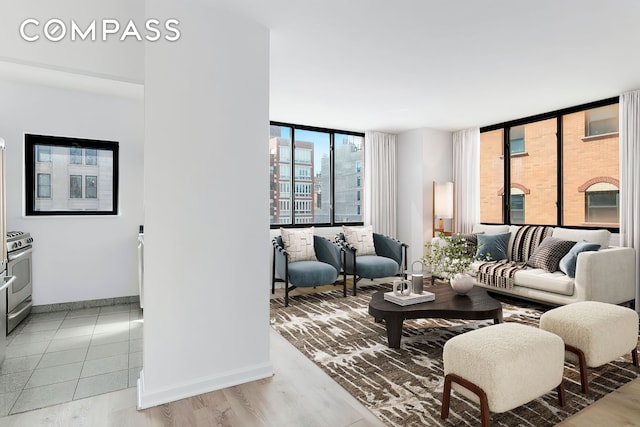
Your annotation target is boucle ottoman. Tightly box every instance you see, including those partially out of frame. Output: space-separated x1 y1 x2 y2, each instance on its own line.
539 301 639 393
441 323 565 427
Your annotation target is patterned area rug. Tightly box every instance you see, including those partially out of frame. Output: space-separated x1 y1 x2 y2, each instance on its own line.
270 283 640 427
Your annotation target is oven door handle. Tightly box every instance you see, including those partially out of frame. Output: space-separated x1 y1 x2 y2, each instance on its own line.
0 275 16 292
8 246 32 262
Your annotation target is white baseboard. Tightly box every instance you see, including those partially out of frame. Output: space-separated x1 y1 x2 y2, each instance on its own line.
136 361 274 409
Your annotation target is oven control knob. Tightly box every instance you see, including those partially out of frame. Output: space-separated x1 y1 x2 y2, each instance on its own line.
28 238 33 243
17 241 22 247
12 242 18 249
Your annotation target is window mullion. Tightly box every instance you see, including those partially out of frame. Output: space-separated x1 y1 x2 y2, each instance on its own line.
556 116 563 226
291 128 296 226
330 132 334 225
503 128 511 224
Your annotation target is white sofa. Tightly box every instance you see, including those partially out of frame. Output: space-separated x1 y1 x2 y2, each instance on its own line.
441 224 636 307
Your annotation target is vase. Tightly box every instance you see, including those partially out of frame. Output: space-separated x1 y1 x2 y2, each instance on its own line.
450 273 474 295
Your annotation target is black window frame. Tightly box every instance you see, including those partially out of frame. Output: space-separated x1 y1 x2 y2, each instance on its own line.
25 134 119 216
480 96 619 233
270 121 365 229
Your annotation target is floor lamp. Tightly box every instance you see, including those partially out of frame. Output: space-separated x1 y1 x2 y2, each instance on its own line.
433 181 454 237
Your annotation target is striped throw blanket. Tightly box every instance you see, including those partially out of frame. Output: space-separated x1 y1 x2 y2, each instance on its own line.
478 225 553 289
477 260 528 288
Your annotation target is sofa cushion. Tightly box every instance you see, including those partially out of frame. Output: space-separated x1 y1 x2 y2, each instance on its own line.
558 241 601 278
551 227 611 249
526 237 576 273
281 227 317 262
472 224 510 234
513 268 575 296
342 225 376 255
476 232 511 261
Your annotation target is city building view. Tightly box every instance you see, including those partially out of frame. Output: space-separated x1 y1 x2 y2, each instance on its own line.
33 144 115 212
270 124 364 226
480 102 619 228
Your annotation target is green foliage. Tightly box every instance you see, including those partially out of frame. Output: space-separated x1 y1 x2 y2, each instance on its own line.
422 233 490 280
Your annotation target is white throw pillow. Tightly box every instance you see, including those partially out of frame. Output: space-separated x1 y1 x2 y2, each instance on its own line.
281 227 317 262
342 225 377 256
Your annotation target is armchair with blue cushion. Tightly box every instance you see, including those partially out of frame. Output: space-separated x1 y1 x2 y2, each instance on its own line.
272 234 346 307
336 227 408 296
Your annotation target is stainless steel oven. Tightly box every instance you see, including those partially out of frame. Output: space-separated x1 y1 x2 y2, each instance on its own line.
6 231 33 334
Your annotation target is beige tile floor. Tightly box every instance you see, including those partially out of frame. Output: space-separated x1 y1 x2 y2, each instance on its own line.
0 303 142 416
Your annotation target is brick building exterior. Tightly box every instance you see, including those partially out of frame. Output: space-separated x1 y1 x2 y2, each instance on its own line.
480 104 619 227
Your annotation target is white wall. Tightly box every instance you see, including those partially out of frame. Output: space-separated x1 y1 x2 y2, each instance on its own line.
0 0 144 82
0 78 144 305
139 0 272 408
397 127 453 263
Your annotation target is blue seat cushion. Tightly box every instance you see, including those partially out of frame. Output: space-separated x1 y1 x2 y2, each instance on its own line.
287 261 338 288
356 255 399 279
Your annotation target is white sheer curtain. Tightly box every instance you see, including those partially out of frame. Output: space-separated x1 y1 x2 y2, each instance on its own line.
619 89 640 312
452 127 480 234
364 131 397 236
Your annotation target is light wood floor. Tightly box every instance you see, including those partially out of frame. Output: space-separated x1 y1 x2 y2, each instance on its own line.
557 378 640 427
1 283 638 426
0 328 385 427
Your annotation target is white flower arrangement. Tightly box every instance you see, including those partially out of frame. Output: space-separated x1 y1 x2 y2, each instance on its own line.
422 233 491 280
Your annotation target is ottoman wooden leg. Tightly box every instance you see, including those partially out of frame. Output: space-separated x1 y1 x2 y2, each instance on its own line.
557 378 566 407
633 348 638 367
565 344 589 394
441 374 452 420
441 374 490 427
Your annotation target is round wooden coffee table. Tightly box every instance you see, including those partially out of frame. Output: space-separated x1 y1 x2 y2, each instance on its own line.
368 285 503 348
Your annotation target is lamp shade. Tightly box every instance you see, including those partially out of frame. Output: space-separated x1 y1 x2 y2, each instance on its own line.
434 181 454 218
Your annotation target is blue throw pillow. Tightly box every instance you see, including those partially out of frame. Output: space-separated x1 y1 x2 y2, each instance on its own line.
558 241 601 278
476 232 511 261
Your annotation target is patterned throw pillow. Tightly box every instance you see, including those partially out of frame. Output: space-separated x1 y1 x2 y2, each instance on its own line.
526 237 576 273
280 227 317 263
342 225 377 256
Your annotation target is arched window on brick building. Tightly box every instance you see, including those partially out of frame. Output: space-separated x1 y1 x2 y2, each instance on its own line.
580 180 619 224
497 184 530 225
510 188 526 224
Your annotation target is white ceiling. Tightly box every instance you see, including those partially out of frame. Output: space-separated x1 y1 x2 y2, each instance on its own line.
225 0 640 133
4 1 638 135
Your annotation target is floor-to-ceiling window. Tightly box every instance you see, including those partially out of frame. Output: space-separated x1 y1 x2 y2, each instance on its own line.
269 122 365 227
479 97 619 231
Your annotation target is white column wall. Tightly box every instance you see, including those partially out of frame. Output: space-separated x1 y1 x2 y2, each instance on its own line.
397 128 453 263
139 0 272 408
